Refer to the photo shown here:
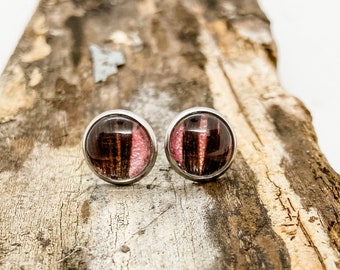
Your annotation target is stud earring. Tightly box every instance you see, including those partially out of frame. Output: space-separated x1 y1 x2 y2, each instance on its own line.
82 110 157 185
164 107 236 182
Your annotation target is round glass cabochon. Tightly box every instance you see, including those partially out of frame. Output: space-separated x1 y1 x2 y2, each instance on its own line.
83 112 155 183
167 109 236 180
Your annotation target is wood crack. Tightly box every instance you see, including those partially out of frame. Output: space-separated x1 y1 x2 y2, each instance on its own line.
217 58 264 146
298 213 327 270
112 204 173 254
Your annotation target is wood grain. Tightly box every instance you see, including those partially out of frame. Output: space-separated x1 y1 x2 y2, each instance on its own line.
0 0 339 269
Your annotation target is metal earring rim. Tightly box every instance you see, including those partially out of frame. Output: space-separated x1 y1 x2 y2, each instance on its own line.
164 107 237 182
82 110 158 185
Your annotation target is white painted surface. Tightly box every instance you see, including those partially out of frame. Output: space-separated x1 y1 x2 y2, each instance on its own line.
0 1 339 172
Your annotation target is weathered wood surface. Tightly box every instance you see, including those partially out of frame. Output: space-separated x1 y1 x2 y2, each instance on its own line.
0 0 339 269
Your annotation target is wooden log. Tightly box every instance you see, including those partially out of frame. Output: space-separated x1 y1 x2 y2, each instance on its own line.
0 0 339 269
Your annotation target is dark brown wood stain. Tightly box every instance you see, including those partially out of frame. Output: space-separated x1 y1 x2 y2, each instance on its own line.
65 16 84 67
204 154 291 269
269 104 340 251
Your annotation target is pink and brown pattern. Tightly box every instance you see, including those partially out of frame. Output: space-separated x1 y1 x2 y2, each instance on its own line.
84 115 152 180
169 113 234 178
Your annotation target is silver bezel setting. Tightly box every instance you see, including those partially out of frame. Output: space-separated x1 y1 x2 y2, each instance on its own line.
82 110 157 185
164 107 237 182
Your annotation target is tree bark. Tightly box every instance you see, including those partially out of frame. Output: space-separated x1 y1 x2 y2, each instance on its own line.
0 0 339 269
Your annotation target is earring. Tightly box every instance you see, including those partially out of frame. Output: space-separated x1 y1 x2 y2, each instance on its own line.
82 110 157 185
164 107 236 182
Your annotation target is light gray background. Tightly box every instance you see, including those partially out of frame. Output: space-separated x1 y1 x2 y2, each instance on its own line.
0 1 338 172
